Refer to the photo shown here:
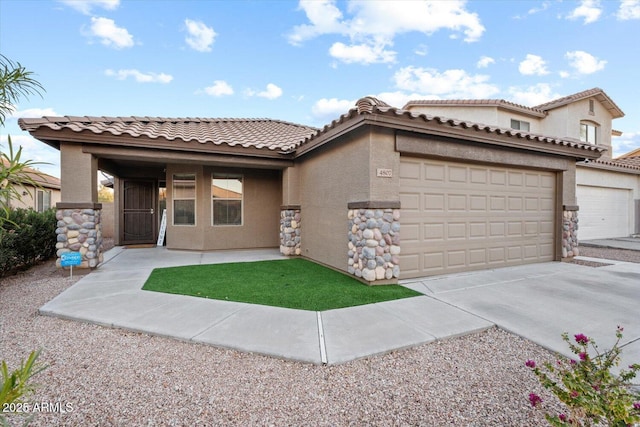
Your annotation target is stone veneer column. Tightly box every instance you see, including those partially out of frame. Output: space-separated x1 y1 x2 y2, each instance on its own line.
280 205 301 256
347 201 401 284
55 202 104 268
562 205 579 258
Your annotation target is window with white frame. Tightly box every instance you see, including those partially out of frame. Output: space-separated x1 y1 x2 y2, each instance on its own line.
580 122 598 144
36 189 51 212
173 173 196 225
510 119 530 132
212 173 243 226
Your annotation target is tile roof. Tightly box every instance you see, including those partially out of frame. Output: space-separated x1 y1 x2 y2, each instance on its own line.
18 116 318 152
1 158 61 189
584 157 640 172
533 87 624 118
403 98 546 117
299 97 605 158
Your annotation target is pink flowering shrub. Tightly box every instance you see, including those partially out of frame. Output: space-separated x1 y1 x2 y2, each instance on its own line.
526 327 640 426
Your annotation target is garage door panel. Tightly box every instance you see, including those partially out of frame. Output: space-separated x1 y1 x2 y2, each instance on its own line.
400 158 556 278
576 185 631 239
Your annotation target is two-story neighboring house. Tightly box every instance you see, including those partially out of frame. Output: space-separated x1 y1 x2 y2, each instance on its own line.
1 158 62 212
404 88 640 240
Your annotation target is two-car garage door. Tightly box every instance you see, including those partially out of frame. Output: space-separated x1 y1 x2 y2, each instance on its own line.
399 158 556 278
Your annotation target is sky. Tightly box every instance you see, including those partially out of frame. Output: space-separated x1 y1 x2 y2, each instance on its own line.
1 0 639 178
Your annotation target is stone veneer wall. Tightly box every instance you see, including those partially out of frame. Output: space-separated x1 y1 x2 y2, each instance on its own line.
347 203 400 283
280 206 301 256
562 205 579 258
55 203 104 268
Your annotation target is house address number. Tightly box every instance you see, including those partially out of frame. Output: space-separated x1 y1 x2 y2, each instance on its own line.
376 168 393 178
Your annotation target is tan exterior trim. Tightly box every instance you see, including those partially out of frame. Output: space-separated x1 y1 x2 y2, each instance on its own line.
347 201 401 209
57 202 103 209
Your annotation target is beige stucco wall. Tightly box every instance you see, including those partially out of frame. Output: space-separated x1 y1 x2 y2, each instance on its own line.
60 142 98 203
296 127 384 271
540 99 614 159
8 183 61 210
101 201 115 238
165 164 281 250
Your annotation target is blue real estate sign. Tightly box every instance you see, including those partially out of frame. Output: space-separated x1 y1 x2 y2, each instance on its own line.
60 251 82 267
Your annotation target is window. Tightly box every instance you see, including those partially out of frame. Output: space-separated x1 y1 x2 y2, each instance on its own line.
510 119 530 132
212 173 242 226
36 190 51 212
589 99 595 115
580 122 598 144
173 174 195 225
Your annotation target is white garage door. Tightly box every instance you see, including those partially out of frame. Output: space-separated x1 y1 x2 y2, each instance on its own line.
399 158 556 278
576 185 631 240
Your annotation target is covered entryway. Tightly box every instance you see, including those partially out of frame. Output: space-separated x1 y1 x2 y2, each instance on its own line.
576 185 631 239
399 158 556 278
121 179 157 245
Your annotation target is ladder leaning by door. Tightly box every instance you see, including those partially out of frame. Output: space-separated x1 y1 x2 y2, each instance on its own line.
157 209 167 246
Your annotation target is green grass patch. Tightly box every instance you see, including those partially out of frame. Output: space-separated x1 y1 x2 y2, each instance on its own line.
142 258 420 311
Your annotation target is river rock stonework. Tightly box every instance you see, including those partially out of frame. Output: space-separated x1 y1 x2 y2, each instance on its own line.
562 206 579 258
280 207 301 256
348 208 400 283
55 206 104 268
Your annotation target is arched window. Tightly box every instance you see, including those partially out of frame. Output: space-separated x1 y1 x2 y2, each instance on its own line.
580 121 598 144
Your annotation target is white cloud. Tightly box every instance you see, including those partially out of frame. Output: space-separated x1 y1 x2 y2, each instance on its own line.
414 44 428 56
518 54 549 76
617 0 640 20
185 19 216 52
476 56 495 68
311 97 354 119
8 108 58 120
567 0 602 24
204 80 234 97
59 0 119 15
105 69 173 83
256 83 283 100
329 42 396 64
558 70 571 78
89 17 134 49
565 50 606 74
507 83 561 107
393 66 500 99
528 1 550 15
612 131 640 157
289 0 484 64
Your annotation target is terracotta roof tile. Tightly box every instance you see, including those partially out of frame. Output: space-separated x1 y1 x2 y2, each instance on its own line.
299 97 605 157
1 158 60 189
403 98 546 117
19 116 319 152
585 157 640 172
533 87 624 118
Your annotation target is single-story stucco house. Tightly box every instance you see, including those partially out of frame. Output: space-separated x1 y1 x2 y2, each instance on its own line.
19 96 605 283
2 158 61 212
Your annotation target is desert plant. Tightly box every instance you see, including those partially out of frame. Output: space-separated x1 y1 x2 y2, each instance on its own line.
0 349 47 426
526 327 640 426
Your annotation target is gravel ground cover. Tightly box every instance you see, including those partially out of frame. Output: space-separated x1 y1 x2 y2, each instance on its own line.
7 246 636 425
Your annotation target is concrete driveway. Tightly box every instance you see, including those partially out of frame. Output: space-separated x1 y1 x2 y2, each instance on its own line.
402 259 640 369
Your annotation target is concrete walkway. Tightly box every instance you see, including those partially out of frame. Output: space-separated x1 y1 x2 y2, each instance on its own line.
580 237 640 251
40 247 639 366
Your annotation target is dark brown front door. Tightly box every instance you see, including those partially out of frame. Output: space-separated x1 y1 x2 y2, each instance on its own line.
121 180 156 245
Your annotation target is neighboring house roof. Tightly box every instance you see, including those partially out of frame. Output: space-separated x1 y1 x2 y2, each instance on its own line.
580 157 640 173
298 96 605 159
533 87 625 118
18 116 319 153
1 158 61 189
403 98 546 118
404 88 625 121
616 147 640 159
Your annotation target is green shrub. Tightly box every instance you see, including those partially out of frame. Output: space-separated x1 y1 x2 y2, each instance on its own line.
0 208 56 277
526 327 640 426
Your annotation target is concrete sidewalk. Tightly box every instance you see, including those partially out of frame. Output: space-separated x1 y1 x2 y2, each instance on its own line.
40 247 491 365
580 237 640 251
40 247 639 366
